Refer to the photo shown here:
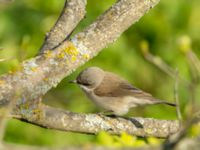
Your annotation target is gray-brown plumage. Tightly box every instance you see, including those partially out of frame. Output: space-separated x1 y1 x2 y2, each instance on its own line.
71 67 176 116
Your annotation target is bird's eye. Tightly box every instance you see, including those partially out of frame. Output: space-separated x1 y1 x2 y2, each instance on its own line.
77 80 91 86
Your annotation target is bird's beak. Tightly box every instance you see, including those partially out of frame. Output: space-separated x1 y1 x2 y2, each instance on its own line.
69 80 77 84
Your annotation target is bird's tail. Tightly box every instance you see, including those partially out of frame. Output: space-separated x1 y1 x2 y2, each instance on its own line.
154 100 176 107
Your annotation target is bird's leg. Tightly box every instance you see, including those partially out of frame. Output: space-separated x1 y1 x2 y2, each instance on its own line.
97 110 116 117
122 117 144 128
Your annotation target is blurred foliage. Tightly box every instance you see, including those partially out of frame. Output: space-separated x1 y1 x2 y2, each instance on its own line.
96 131 161 147
0 0 200 147
189 123 200 137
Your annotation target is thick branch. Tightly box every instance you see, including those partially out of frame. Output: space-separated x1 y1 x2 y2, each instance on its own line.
40 0 87 53
13 105 179 138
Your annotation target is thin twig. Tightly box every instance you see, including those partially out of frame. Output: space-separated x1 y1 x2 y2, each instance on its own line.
185 50 200 114
0 57 14 62
186 50 200 75
174 68 182 122
163 112 200 150
143 51 190 86
39 0 87 53
0 59 6 62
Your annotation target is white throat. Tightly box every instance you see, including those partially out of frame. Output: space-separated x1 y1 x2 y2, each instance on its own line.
79 85 94 93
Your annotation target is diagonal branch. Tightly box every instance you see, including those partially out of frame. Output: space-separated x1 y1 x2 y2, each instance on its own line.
163 112 200 149
39 0 87 53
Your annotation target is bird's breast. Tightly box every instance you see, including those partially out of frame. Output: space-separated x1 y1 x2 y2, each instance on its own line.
81 88 130 115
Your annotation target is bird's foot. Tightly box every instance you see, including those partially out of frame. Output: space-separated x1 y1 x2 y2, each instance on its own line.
97 110 117 117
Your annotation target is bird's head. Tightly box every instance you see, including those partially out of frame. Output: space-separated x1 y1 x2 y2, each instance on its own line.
70 67 105 90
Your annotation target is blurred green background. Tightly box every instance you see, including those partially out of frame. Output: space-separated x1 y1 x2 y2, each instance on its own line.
0 0 200 147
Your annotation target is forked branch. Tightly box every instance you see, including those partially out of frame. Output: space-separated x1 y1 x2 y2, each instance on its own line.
0 0 179 139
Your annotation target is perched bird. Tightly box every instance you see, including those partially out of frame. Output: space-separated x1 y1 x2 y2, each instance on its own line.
70 67 176 116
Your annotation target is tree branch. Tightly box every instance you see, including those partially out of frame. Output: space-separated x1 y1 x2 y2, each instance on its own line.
0 0 165 138
0 0 160 110
163 112 200 149
12 104 179 138
39 0 87 53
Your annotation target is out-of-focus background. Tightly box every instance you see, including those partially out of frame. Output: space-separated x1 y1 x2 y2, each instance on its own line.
0 0 200 147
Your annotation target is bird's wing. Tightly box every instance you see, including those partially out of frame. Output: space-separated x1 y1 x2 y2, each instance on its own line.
94 72 155 101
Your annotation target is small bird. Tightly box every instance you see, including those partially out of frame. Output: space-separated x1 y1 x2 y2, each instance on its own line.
70 67 176 116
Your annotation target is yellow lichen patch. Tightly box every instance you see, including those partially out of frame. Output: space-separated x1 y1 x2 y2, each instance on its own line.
57 52 66 59
43 77 49 82
66 59 69 64
20 103 29 110
145 128 153 134
77 35 82 40
44 50 53 58
71 55 77 62
0 80 5 85
83 54 90 60
31 67 38 72
33 108 43 120
64 42 79 56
